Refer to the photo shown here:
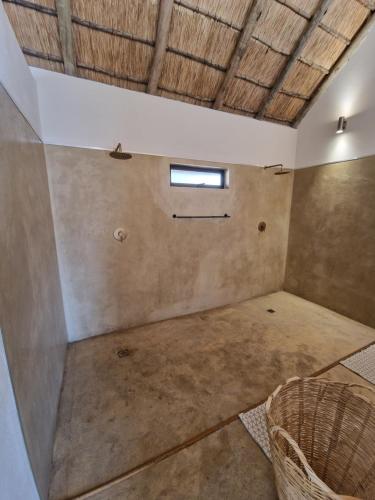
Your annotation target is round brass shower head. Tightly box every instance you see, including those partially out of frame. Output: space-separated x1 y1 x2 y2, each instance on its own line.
109 143 132 160
274 169 291 175
264 163 291 175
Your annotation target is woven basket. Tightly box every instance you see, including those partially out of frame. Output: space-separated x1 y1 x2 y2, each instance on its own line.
266 377 375 500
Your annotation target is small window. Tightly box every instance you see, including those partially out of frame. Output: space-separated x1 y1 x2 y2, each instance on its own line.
170 165 227 189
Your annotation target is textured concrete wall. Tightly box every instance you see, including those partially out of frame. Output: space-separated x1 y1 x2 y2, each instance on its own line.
0 332 39 500
285 155 375 328
0 86 67 499
45 145 294 341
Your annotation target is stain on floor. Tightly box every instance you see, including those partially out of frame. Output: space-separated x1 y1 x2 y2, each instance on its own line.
49 292 375 499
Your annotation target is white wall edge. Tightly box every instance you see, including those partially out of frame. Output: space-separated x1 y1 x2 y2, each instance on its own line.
0 3 42 138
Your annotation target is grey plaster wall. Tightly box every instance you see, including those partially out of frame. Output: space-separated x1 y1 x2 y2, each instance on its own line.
285 156 375 329
45 145 294 341
0 331 40 500
0 86 67 498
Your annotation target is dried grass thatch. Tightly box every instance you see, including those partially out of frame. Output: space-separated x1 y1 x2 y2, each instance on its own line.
265 92 305 121
3 3 61 57
71 0 159 42
277 0 320 18
160 52 223 99
301 26 347 70
322 0 369 39
221 105 255 117
158 89 212 107
282 61 324 96
73 24 152 82
27 0 56 8
77 68 146 92
177 0 252 28
4 0 374 127
26 54 64 73
168 3 237 67
237 38 286 86
223 78 269 113
253 0 307 54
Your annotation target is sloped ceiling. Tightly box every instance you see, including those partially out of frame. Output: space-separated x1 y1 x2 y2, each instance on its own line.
3 0 375 126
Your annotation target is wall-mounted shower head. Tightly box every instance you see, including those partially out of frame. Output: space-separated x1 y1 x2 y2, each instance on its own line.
264 163 291 175
109 143 132 160
274 168 291 175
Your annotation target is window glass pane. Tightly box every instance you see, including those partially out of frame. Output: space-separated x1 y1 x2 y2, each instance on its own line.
170 167 224 188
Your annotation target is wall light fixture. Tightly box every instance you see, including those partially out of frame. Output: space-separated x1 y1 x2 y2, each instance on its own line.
336 116 347 134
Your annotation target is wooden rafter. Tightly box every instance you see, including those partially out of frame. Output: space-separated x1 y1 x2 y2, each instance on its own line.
293 11 375 126
55 0 76 75
257 0 332 119
213 0 263 110
147 0 174 94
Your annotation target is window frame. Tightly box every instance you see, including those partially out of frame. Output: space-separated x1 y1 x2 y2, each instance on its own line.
170 164 227 189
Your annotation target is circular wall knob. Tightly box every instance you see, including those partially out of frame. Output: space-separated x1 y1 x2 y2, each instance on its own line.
113 228 127 242
258 221 267 232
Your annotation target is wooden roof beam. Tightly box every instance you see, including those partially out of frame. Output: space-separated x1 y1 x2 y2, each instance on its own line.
213 0 264 110
55 0 76 75
147 0 174 94
257 0 332 120
293 11 375 126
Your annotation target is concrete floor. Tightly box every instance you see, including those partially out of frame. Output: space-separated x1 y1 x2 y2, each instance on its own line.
49 292 375 499
89 366 375 500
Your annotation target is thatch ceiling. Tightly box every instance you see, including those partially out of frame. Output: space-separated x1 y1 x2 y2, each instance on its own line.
3 0 375 126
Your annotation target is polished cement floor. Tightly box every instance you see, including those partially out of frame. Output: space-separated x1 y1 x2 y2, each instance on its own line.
49 292 375 499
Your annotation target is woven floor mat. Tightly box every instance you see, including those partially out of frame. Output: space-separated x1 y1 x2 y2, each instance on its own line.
341 344 375 384
239 402 271 460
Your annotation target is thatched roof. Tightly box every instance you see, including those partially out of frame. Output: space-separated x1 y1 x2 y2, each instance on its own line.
3 0 375 126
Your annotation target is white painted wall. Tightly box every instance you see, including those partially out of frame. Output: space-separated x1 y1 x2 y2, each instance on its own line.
0 3 41 138
31 68 297 168
2 0 375 171
296 25 375 168
0 331 40 500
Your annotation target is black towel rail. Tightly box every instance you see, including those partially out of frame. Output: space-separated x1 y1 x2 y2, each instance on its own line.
172 214 230 219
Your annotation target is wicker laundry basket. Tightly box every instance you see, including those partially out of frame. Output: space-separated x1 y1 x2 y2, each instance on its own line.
266 377 375 500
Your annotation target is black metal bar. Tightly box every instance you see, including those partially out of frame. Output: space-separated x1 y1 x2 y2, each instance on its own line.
173 214 230 219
